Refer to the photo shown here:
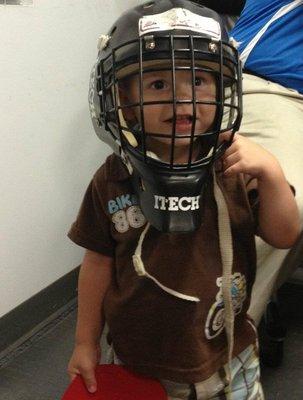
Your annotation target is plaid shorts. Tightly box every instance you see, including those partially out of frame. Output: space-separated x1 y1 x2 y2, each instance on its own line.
160 342 264 400
110 341 264 400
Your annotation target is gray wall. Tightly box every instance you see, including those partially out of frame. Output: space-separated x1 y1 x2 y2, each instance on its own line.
0 0 144 318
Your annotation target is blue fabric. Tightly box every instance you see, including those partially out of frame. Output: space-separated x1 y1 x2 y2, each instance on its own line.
230 0 303 93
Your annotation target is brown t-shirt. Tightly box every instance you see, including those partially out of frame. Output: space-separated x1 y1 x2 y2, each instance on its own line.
68 154 257 383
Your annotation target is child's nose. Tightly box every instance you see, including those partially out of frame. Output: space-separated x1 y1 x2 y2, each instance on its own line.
175 81 193 100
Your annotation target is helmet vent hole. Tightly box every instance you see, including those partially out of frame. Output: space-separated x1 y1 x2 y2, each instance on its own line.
143 2 155 9
110 26 117 35
139 177 146 191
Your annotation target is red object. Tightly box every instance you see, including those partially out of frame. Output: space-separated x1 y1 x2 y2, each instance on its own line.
62 364 168 400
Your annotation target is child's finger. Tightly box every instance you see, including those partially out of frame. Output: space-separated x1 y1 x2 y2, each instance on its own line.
223 160 243 176
218 130 236 144
222 152 240 168
68 371 78 382
222 144 236 158
81 368 98 393
67 365 80 382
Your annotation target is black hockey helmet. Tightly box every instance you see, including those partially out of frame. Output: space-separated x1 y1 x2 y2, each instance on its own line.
89 0 242 232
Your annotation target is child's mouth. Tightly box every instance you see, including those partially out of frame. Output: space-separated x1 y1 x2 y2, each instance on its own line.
165 114 196 132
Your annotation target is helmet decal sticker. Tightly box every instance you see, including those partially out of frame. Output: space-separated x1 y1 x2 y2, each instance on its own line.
139 8 221 39
154 195 200 211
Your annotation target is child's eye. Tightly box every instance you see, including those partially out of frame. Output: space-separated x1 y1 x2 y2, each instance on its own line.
150 80 167 90
195 76 206 86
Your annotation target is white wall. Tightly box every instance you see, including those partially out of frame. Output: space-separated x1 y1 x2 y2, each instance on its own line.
0 0 144 318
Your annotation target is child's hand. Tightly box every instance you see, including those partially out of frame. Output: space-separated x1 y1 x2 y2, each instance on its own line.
220 132 280 180
67 342 101 393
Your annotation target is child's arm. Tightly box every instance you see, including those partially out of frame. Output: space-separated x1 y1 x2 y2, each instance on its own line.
68 249 113 393
221 132 300 248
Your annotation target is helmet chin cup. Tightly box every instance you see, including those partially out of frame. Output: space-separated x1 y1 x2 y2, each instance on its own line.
128 152 211 233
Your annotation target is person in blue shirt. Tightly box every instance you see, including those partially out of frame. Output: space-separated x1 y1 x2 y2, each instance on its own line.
201 0 303 93
230 0 303 94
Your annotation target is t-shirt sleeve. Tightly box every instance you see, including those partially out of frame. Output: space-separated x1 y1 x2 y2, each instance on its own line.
68 178 115 257
244 175 259 235
244 175 296 236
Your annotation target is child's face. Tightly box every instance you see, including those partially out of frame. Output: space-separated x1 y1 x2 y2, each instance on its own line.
121 68 217 153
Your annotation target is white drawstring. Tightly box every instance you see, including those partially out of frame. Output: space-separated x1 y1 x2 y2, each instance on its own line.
213 170 235 387
132 223 200 302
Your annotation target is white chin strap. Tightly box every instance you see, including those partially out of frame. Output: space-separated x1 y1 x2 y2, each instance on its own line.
213 169 235 385
115 83 138 148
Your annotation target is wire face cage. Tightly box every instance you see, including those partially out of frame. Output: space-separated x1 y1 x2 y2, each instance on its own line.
95 34 242 171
